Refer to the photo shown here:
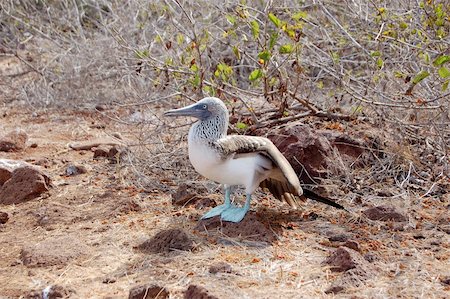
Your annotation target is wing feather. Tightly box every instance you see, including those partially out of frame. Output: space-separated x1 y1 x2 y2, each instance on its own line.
214 135 346 211
214 135 303 207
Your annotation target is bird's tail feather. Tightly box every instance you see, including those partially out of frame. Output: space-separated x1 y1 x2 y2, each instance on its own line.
302 188 347 211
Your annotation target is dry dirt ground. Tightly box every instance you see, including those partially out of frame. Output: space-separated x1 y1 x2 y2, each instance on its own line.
0 66 449 299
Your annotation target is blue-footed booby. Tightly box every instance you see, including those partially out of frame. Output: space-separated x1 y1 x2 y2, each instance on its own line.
165 97 345 222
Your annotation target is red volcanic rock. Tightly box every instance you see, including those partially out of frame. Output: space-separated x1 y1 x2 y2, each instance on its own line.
0 129 28 152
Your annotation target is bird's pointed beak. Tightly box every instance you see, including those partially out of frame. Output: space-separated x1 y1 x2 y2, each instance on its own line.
164 102 210 120
164 103 198 117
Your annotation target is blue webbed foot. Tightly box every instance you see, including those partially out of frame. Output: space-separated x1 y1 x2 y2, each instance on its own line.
220 206 249 223
201 204 230 219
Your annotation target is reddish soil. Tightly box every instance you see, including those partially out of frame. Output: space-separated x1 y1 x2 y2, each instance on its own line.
0 63 448 298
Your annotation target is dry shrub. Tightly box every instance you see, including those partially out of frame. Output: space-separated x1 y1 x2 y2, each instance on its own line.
1 0 448 196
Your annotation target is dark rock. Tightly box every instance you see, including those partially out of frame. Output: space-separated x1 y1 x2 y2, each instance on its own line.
324 247 356 272
363 253 377 263
363 206 407 222
65 164 87 176
324 285 344 294
93 145 125 163
343 240 360 252
266 125 332 183
93 146 110 158
0 168 12 186
171 184 198 206
128 284 169 299
95 104 106 111
195 213 276 243
0 159 31 185
328 233 349 242
209 262 232 274
136 229 194 254
30 143 38 148
102 277 116 284
0 129 28 152
184 285 218 299
0 211 8 224
440 276 450 286
171 184 215 209
0 166 51 205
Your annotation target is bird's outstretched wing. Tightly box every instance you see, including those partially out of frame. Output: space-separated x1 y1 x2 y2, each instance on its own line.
213 135 346 210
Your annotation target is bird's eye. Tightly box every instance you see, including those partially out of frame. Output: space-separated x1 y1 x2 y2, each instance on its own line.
202 104 208 109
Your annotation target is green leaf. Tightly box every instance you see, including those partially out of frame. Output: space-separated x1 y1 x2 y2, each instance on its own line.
442 80 449 91
331 51 340 63
135 50 149 59
279 44 294 54
226 15 236 25
249 69 263 81
292 11 307 21
412 70 430 84
376 58 384 69
235 122 248 130
190 64 199 72
268 13 282 28
394 70 404 78
176 34 185 45
370 51 381 57
250 20 260 39
433 55 450 66
269 32 278 49
438 66 450 78
258 51 271 63
232 46 241 60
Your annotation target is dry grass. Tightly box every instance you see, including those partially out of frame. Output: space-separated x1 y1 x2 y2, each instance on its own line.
1 1 449 298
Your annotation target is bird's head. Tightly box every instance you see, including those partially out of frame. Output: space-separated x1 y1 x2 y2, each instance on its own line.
164 97 228 121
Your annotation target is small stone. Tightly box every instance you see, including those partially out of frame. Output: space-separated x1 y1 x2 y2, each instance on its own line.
0 129 28 152
95 104 106 111
328 233 349 242
102 277 116 284
128 284 169 299
324 247 356 272
209 262 232 274
0 211 9 224
343 240 360 252
171 184 210 207
30 143 38 148
65 164 87 176
363 206 407 222
363 253 377 263
0 166 51 205
440 276 450 286
184 285 218 299
171 184 197 206
93 146 109 158
325 285 344 294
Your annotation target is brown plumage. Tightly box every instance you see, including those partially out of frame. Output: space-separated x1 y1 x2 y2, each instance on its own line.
214 135 345 210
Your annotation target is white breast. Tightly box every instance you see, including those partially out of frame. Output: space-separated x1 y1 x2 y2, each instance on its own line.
188 139 273 194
